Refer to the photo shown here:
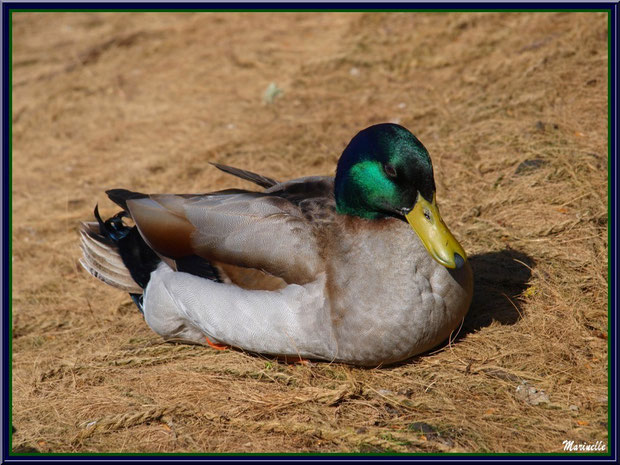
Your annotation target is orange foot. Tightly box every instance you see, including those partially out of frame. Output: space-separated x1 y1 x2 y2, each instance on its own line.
281 355 310 365
205 336 230 351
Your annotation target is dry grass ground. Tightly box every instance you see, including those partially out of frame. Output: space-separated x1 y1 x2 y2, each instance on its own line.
11 12 608 453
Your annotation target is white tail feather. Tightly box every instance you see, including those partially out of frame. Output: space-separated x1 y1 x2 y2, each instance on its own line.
79 230 126 270
79 223 142 294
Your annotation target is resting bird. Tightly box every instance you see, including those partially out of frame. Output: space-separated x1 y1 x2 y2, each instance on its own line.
79 123 473 366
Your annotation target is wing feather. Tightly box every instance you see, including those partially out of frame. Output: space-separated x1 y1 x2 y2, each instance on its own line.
125 190 324 284
210 163 279 188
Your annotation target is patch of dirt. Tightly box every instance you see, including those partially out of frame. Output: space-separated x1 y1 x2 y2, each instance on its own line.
12 12 608 453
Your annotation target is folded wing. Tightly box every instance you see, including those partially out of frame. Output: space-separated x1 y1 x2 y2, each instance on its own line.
124 190 324 284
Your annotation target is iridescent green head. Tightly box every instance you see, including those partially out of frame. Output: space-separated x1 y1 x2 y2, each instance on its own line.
335 123 434 219
334 123 467 269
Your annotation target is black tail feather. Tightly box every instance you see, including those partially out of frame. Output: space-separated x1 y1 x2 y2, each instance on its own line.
176 255 222 283
92 205 160 290
130 293 145 315
106 189 149 212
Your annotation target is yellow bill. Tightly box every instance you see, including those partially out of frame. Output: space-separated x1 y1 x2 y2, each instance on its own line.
405 193 467 269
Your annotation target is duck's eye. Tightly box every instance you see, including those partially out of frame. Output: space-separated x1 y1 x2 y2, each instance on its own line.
384 164 397 179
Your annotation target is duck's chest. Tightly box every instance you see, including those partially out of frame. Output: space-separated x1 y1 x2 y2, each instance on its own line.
324 218 473 366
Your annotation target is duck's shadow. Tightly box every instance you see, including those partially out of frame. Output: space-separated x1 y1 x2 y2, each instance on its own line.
462 248 534 333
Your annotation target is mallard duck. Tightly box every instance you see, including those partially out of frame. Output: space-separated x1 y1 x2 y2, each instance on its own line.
79 123 473 366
